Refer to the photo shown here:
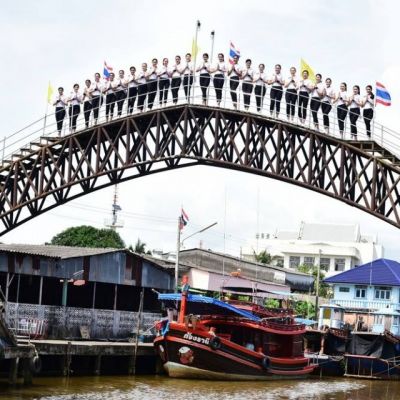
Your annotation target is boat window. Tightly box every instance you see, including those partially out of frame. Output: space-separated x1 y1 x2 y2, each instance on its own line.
374 315 383 325
355 285 367 299
374 286 391 300
333 309 342 319
393 316 399 326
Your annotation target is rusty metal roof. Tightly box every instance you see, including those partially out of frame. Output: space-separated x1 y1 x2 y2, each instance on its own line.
0 243 123 259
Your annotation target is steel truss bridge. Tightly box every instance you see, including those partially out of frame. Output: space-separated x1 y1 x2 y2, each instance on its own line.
1 104 400 235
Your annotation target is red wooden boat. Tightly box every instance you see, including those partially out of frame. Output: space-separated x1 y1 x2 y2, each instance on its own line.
154 278 316 380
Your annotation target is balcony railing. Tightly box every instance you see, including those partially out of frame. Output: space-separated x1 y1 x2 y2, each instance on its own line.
330 298 400 311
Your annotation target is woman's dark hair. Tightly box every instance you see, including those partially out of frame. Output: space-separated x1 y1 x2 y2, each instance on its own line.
259 63 265 68
245 59 251 63
186 53 191 57
341 82 347 90
275 64 281 68
95 73 100 78
85 79 91 84
163 57 168 63
366 85 375 99
152 58 158 63
302 70 309 75
354 85 360 94
218 53 224 58
203 53 209 58
130 66 136 70
119 69 124 74
326 77 331 82
58 87 64 91
316 73 322 79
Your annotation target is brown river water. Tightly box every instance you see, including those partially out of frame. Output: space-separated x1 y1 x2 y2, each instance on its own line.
0 376 399 400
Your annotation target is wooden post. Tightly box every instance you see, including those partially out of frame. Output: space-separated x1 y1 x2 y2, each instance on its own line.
22 358 33 385
38 276 43 305
94 355 101 375
62 280 68 306
92 282 97 309
113 284 118 310
5 272 9 301
132 289 144 375
8 358 19 385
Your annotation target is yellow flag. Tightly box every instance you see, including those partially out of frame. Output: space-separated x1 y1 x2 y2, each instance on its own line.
47 81 54 104
300 59 316 83
191 37 199 59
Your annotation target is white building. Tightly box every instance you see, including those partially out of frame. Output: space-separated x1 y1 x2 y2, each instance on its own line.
242 222 383 278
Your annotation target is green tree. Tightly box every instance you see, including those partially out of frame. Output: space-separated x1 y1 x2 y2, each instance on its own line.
50 225 125 248
133 238 147 254
297 264 329 298
295 300 316 319
264 298 279 308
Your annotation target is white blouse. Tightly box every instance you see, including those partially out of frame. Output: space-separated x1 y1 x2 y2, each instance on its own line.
254 72 267 86
363 94 374 110
337 91 348 106
69 92 83 105
213 62 227 75
270 73 284 87
349 94 362 109
242 68 254 82
54 95 67 108
285 76 298 89
322 86 335 103
311 82 324 98
299 78 313 92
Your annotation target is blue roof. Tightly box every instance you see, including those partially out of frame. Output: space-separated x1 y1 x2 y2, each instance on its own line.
158 293 260 321
324 258 400 286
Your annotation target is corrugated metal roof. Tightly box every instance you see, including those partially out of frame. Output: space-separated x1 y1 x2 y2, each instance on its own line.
0 244 123 259
324 258 400 286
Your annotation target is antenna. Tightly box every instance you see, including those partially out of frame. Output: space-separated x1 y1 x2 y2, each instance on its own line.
104 184 124 230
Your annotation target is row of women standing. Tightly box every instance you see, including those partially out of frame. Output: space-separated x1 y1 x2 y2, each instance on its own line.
52 53 375 138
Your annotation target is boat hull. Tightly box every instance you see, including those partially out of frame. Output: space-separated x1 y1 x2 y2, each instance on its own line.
155 329 315 381
306 354 345 377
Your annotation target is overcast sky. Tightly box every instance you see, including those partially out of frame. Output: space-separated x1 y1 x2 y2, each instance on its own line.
1 0 400 260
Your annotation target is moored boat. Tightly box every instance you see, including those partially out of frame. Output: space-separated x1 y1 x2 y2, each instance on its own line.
154 278 316 380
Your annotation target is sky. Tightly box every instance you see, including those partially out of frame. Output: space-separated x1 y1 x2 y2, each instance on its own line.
1 0 400 259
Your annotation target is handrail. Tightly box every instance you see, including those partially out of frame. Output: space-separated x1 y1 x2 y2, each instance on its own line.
1 75 399 168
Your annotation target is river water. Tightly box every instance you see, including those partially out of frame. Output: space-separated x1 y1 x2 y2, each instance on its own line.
0 376 399 400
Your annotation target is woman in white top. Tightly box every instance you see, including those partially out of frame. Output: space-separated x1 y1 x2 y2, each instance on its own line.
253 64 267 112
53 87 67 135
268 64 285 118
228 55 241 109
284 67 298 121
68 83 83 133
298 70 313 123
83 79 92 128
212 53 226 106
182 53 194 101
158 58 170 106
102 72 116 121
334 82 349 136
348 85 362 138
127 66 138 113
241 59 254 111
171 55 182 105
321 78 335 134
89 73 103 124
115 70 127 116
310 73 324 130
146 58 159 110
362 85 374 137
196 53 211 105
137 63 148 112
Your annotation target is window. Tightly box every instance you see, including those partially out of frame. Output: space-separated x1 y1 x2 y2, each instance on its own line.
334 258 346 271
289 256 300 268
339 287 350 293
374 315 384 325
320 258 330 271
303 256 315 267
394 316 399 326
374 286 391 300
355 285 367 299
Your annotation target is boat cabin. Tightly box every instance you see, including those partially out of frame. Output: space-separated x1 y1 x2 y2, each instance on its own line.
372 309 400 335
318 304 344 330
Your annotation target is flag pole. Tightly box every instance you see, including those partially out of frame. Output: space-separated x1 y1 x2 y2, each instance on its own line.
191 20 201 104
210 30 215 64
175 215 181 292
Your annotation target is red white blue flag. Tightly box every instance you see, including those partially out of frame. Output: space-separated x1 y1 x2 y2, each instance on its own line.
376 82 391 106
103 61 113 80
229 42 240 65
179 208 189 230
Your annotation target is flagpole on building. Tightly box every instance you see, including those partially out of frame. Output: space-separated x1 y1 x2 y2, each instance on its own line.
210 30 215 63
191 20 201 104
175 216 181 292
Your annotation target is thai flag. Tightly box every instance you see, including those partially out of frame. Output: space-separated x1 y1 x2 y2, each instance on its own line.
179 208 189 230
229 42 240 65
376 82 391 106
103 61 113 80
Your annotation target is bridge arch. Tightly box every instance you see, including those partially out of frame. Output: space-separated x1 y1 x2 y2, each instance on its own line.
0 104 399 235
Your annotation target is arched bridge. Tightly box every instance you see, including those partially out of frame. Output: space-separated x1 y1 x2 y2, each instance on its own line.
1 104 400 234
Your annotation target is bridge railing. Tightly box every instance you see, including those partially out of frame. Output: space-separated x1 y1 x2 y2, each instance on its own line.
2 76 400 165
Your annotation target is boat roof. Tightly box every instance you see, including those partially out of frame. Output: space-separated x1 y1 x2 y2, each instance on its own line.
158 293 260 321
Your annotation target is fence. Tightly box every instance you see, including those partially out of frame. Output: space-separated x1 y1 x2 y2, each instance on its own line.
5 302 161 339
